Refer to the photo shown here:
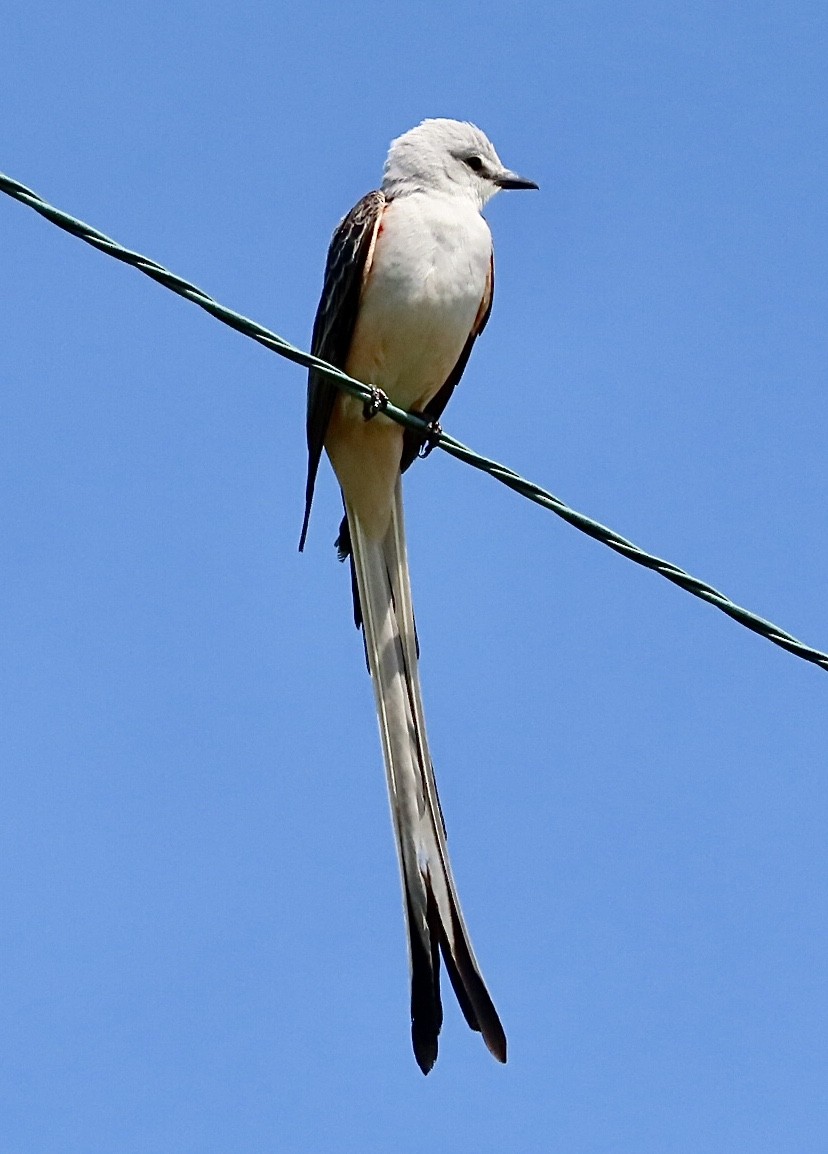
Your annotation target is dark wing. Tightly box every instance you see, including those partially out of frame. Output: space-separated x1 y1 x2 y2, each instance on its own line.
400 249 495 473
299 190 386 551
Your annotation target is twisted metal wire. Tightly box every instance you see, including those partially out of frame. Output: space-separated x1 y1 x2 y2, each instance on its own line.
2 170 825 673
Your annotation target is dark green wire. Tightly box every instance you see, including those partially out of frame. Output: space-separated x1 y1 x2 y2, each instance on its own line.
2 169 825 674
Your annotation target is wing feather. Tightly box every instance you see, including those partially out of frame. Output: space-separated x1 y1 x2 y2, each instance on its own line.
299 190 386 551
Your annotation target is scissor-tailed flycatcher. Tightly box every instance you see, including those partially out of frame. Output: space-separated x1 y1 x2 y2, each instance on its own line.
300 119 537 1073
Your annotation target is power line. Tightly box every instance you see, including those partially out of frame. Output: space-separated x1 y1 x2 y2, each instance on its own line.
2 169 825 674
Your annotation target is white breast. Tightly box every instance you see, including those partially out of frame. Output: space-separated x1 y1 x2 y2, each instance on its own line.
346 192 492 412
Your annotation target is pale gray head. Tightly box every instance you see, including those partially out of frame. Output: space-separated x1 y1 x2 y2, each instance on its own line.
381 118 538 209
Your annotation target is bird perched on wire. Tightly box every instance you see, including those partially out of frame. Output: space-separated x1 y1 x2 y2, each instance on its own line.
300 118 537 1073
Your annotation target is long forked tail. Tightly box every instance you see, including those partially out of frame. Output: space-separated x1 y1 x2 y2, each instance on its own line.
346 480 506 1074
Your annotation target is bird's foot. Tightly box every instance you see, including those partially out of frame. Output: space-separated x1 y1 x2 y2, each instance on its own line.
362 385 388 421
417 418 443 458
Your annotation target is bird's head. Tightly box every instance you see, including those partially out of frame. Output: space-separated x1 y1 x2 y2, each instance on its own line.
381 119 538 209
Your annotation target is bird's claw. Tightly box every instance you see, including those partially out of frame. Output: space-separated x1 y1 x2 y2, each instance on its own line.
362 386 388 421
418 419 443 458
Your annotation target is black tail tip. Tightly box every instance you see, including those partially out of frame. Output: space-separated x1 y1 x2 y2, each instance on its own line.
488 1034 508 1064
412 1028 507 1072
479 1016 508 1064
413 1033 438 1075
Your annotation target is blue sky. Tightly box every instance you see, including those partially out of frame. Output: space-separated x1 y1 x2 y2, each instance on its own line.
2 2 827 1150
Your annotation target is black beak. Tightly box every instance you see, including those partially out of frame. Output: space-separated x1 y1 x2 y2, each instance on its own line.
494 169 539 191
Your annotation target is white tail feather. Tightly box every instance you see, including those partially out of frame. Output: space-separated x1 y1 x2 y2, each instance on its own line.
346 480 506 1073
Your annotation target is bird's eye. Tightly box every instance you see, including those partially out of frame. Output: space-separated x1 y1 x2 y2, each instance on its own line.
464 155 484 172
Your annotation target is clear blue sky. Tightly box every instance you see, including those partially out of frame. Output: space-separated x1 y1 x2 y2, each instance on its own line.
2 3 827 1151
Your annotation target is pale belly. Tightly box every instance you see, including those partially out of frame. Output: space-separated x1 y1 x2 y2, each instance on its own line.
327 193 492 538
